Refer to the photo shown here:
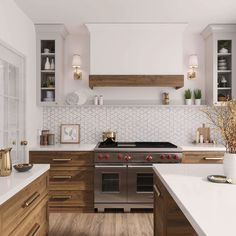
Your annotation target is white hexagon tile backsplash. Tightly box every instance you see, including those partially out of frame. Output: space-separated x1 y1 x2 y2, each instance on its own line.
43 106 223 145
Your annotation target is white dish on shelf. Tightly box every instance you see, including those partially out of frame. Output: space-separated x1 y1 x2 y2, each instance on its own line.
43 98 54 102
218 67 228 70
219 48 229 54
65 91 87 105
218 62 227 66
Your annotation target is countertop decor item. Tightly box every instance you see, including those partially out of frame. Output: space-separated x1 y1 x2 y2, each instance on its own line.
184 89 192 105
13 163 33 172
197 123 210 143
194 89 202 105
162 92 169 105
60 124 80 144
0 148 12 176
203 100 236 181
102 130 116 142
207 175 234 184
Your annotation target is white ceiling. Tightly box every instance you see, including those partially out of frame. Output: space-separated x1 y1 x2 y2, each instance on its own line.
15 0 236 34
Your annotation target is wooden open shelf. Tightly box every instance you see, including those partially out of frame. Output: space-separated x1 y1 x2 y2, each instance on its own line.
89 75 184 89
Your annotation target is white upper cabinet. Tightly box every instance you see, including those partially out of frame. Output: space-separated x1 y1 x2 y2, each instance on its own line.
202 24 236 105
35 24 68 106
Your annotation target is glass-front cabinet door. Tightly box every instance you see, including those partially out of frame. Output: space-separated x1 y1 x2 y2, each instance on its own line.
0 43 26 163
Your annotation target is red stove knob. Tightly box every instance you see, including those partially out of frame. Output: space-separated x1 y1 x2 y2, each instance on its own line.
98 154 103 160
167 154 172 160
174 155 179 160
124 155 132 161
146 155 153 161
160 154 165 160
105 154 110 160
118 154 123 160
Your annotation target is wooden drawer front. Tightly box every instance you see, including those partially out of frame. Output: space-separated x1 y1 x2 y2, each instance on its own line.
183 152 224 163
10 197 48 236
49 167 94 191
30 151 94 166
1 172 48 236
49 190 94 212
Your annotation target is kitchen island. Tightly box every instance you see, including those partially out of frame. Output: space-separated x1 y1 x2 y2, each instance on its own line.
153 164 236 236
0 164 49 235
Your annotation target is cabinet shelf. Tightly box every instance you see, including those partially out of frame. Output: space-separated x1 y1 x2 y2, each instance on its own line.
217 70 231 73
41 87 55 90
41 53 55 56
217 87 231 90
41 70 55 73
217 53 232 56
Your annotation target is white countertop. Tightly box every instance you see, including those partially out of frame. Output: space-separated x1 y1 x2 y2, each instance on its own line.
153 164 236 236
29 144 96 151
29 143 226 152
180 143 226 152
0 164 50 206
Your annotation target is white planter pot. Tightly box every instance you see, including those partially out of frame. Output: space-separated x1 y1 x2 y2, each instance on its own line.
224 153 236 180
185 99 192 105
194 99 201 105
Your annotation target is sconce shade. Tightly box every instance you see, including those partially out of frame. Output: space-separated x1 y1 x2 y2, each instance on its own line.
189 55 198 68
72 54 81 68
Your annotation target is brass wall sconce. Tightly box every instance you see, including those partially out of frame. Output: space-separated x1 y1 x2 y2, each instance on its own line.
72 54 82 80
188 54 198 80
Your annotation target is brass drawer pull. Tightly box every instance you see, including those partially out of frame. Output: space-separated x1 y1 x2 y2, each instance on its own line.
52 175 72 179
28 223 40 236
51 195 72 200
153 185 161 197
203 157 223 160
23 192 40 208
52 158 72 162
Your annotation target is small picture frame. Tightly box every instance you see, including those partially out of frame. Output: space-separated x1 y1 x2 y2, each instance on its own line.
60 124 80 144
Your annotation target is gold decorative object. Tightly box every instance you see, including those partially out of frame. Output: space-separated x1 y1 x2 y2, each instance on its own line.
0 148 12 176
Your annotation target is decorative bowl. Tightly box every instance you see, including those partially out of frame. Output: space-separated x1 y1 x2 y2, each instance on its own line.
13 163 33 172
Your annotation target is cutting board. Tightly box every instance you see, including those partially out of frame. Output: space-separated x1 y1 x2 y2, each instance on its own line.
197 124 210 142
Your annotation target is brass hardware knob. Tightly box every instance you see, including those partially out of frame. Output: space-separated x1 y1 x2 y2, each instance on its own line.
20 140 28 146
12 141 16 145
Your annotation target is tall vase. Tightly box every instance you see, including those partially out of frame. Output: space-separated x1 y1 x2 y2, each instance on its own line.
223 153 236 180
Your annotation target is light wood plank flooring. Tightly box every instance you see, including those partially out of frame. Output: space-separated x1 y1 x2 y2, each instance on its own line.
49 213 153 236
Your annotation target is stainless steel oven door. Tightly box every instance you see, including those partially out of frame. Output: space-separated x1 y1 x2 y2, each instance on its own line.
95 164 127 203
127 164 153 203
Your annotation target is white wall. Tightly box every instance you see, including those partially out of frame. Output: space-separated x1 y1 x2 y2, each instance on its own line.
0 0 42 155
62 24 205 104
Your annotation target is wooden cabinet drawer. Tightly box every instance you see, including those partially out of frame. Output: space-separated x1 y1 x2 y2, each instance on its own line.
49 190 94 212
10 197 48 236
1 172 48 236
30 151 94 166
49 167 94 191
182 151 224 163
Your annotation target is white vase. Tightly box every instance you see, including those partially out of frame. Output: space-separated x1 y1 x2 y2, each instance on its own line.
185 99 192 105
224 153 236 180
50 59 55 70
44 57 50 70
195 99 201 105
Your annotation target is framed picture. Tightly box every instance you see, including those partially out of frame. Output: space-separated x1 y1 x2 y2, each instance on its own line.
60 124 80 144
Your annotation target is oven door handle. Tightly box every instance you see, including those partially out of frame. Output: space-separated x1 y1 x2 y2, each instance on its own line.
128 165 153 168
95 165 127 168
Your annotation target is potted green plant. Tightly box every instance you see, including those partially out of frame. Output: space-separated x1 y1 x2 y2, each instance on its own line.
203 100 236 181
184 89 192 105
194 89 202 105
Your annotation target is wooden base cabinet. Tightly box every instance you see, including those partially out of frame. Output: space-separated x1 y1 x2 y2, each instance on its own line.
0 172 49 236
29 151 94 213
154 175 197 236
182 151 224 163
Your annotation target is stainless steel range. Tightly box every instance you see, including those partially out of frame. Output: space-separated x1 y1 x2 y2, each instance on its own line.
94 141 182 212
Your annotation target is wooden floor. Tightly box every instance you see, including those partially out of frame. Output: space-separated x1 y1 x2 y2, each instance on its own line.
49 213 153 236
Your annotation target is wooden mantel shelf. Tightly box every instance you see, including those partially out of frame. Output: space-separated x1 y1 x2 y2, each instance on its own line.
89 75 184 89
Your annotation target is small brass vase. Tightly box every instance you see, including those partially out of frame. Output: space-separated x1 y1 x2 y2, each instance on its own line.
0 148 12 176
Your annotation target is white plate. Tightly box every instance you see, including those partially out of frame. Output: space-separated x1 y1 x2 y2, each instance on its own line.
65 91 87 105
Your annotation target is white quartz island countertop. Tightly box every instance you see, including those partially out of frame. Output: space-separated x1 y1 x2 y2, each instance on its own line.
153 164 236 236
29 144 96 151
180 143 226 152
0 164 50 206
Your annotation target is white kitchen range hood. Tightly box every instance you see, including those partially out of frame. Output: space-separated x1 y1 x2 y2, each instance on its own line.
86 23 187 75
